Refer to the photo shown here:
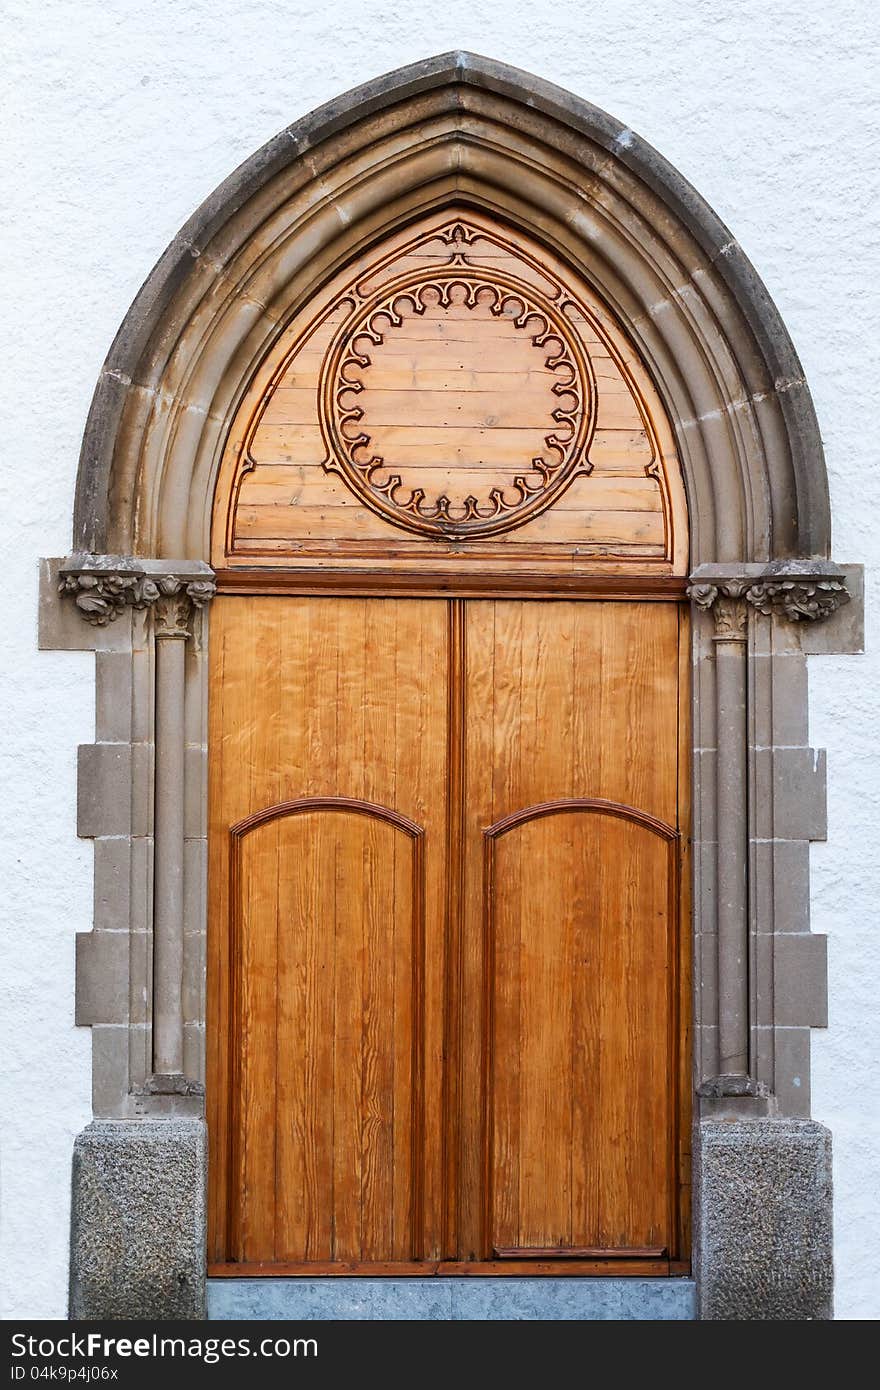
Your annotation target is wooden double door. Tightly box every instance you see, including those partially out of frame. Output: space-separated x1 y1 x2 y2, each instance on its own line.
207 594 689 1274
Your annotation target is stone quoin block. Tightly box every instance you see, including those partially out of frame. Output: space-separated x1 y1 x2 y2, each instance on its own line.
77 743 133 839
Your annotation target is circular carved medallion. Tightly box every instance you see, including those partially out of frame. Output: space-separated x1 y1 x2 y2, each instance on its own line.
320 270 595 538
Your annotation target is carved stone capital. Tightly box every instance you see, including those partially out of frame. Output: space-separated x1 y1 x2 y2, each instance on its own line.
687 580 749 642
154 591 192 640
59 555 216 628
153 575 216 640
713 591 749 642
688 561 850 627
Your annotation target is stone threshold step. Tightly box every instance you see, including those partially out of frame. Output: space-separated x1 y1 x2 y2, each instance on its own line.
208 1276 697 1321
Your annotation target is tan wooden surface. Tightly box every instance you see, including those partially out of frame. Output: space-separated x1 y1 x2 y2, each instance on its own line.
207 596 688 1269
211 208 688 575
455 601 682 1260
207 598 449 1263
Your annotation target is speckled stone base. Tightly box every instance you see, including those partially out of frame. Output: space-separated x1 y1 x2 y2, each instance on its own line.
69 1118 206 1321
695 1118 833 1320
207 1277 697 1321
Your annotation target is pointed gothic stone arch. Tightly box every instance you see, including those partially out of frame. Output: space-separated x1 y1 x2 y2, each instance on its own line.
74 53 834 568
46 54 856 1322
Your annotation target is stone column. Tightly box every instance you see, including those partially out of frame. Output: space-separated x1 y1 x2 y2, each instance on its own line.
147 573 215 1086
152 582 192 1079
690 579 751 1084
58 556 215 1088
711 585 749 1079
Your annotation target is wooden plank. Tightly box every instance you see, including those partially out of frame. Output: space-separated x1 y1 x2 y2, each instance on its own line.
206 599 234 1262
272 601 309 1261
492 1246 667 1259
207 1258 674 1277
523 604 574 1248
269 382 568 424
238 472 663 513
441 601 466 1259
237 822 279 1260
234 505 666 548
235 604 281 1261
595 818 671 1248
263 354 639 407
267 368 562 399
227 541 671 563
214 572 686 600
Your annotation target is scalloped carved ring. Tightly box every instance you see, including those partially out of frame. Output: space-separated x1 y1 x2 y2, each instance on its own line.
319 270 597 539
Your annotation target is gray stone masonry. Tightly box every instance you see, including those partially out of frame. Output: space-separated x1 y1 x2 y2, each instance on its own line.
69 1119 206 1320
696 1118 833 1319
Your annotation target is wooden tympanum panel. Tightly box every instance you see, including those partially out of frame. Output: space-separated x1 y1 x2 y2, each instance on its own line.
211 208 688 581
208 596 688 1272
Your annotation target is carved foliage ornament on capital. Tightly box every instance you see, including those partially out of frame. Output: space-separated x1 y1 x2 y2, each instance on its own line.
688 573 850 627
59 563 216 630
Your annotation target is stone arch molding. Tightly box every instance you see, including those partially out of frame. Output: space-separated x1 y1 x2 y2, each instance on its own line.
42 55 859 1322
76 54 838 570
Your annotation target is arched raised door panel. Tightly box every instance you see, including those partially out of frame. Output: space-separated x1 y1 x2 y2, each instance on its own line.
483 801 680 1259
225 799 426 1264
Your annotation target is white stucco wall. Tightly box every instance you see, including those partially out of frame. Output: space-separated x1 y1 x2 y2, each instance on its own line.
1 0 877 1320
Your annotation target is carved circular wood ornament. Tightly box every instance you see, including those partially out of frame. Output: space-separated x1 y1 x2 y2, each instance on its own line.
320 255 596 539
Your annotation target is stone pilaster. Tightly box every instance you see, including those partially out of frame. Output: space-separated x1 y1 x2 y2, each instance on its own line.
688 561 847 1106
60 558 215 1321
60 556 215 1092
150 578 212 1083
691 582 751 1081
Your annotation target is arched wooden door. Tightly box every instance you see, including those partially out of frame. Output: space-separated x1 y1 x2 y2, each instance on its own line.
207 209 691 1275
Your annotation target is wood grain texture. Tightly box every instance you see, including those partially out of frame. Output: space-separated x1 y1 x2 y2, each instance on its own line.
207 597 449 1264
230 801 424 1262
207 595 690 1271
211 208 688 576
458 602 684 1261
484 804 677 1254
214 570 688 600
207 1258 675 1277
